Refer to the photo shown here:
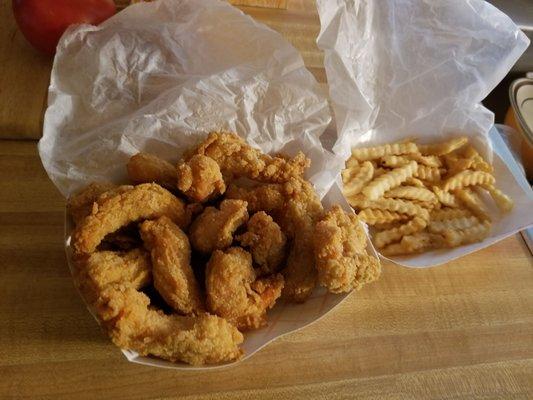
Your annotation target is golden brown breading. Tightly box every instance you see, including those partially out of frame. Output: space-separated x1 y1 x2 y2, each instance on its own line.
225 183 285 213
205 247 284 330
313 206 380 293
67 182 117 225
74 248 152 304
177 155 226 202
189 132 309 182
140 217 204 315
281 201 318 302
127 153 176 189
96 285 243 365
225 177 323 302
237 212 287 276
189 199 248 253
72 183 190 254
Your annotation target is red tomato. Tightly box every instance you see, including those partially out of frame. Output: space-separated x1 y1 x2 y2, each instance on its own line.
12 0 116 55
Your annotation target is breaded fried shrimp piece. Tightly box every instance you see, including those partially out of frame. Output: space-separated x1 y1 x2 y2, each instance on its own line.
189 199 249 253
177 155 226 202
226 178 323 302
237 212 287 276
67 182 117 225
96 286 243 365
206 248 284 330
190 132 309 182
314 206 380 293
281 201 318 302
225 183 285 213
140 217 204 315
127 153 176 188
74 248 152 304
72 183 190 254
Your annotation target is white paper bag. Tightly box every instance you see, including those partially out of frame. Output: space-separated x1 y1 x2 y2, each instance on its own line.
316 0 533 267
39 0 363 369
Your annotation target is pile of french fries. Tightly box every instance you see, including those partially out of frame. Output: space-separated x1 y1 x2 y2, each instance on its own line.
342 137 514 256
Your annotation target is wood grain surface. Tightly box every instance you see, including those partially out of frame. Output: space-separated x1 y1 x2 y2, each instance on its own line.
0 0 322 140
229 0 288 8
0 141 532 399
1 0 532 398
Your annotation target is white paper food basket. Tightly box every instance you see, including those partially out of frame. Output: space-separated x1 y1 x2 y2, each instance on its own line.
316 0 533 267
41 0 375 369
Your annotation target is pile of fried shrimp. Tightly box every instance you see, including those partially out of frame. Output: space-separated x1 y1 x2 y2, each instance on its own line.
342 137 514 256
68 132 380 366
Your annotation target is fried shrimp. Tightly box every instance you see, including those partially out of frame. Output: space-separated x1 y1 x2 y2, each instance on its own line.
127 153 176 189
96 286 244 365
189 132 309 182
313 206 380 293
237 212 287 276
74 248 152 304
205 247 284 330
226 177 323 302
140 217 204 315
67 182 118 225
225 183 285 213
189 199 249 253
72 183 190 254
281 201 319 302
177 155 226 202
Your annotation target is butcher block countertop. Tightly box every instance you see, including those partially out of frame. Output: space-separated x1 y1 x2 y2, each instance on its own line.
0 1 532 399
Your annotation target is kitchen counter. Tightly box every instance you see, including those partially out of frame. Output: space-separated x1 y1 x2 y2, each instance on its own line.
0 1 532 399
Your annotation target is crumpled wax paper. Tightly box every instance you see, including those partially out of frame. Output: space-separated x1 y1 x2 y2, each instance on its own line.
39 0 364 369
316 0 533 267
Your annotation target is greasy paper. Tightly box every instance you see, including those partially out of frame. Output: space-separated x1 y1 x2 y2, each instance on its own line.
316 0 533 267
40 0 357 369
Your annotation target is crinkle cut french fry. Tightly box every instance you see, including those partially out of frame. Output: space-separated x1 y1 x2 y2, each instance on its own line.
453 188 491 222
403 177 425 188
357 209 409 225
342 161 373 197
341 167 358 182
428 216 480 233
380 155 410 168
401 232 446 251
373 168 389 178
443 221 491 247
374 217 428 248
461 146 493 173
362 161 418 200
442 170 495 192
379 242 406 256
351 142 418 161
433 187 460 208
418 136 468 156
481 184 514 212
383 186 437 202
380 232 445 256
443 154 475 176
430 208 471 221
358 198 430 220
406 153 442 168
414 165 442 182
413 200 439 210
373 221 403 230
345 156 360 169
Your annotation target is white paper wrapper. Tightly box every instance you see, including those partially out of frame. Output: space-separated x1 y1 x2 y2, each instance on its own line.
39 0 364 369
316 0 533 267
